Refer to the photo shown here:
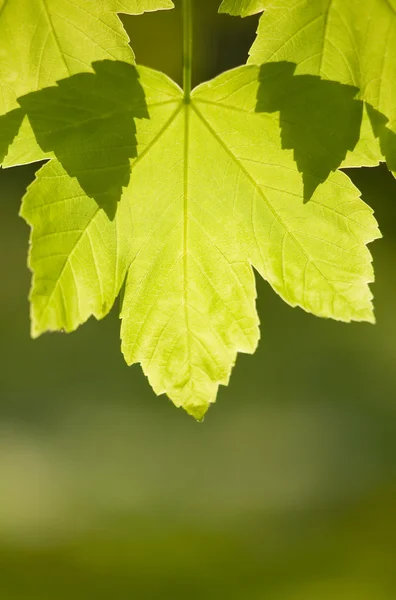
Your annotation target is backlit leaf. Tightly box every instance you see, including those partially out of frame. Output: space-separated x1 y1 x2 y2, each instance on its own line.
0 0 174 112
248 0 396 174
218 0 266 17
4 62 380 417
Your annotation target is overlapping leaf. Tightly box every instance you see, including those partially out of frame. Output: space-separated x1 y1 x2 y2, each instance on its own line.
218 0 266 17
0 0 174 113
2 61 380 417
247 0 396 174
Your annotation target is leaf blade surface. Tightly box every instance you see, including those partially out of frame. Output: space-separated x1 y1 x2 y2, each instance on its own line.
248 0 396 173
218 0 267 17
8 63 380 417
0 0 174 112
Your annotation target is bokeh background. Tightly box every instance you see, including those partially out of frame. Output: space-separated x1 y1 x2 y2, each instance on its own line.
1 2 396 597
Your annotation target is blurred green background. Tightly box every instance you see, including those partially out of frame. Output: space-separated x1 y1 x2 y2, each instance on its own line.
1 2 396 598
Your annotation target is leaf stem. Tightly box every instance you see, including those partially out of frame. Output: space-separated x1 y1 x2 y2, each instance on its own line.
182 0 193 102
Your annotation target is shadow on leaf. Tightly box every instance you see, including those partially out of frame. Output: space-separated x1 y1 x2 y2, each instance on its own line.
0 108 24 164
367 104 396 176
256 62 364 199
16 60 149 219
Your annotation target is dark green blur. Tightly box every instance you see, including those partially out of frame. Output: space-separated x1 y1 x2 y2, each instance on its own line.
0 2 395 597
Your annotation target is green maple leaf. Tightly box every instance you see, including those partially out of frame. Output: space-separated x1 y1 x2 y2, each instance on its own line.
2 60 380 418
0 0 174 113
218 0 267 17
247 0 396 175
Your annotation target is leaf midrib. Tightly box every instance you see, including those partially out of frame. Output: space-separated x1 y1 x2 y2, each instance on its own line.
32 81 370 333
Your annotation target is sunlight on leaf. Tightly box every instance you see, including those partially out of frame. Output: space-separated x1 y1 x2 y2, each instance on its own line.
0 0 174 113
248 0 396 176
218 0 266 17
3 62 380 417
